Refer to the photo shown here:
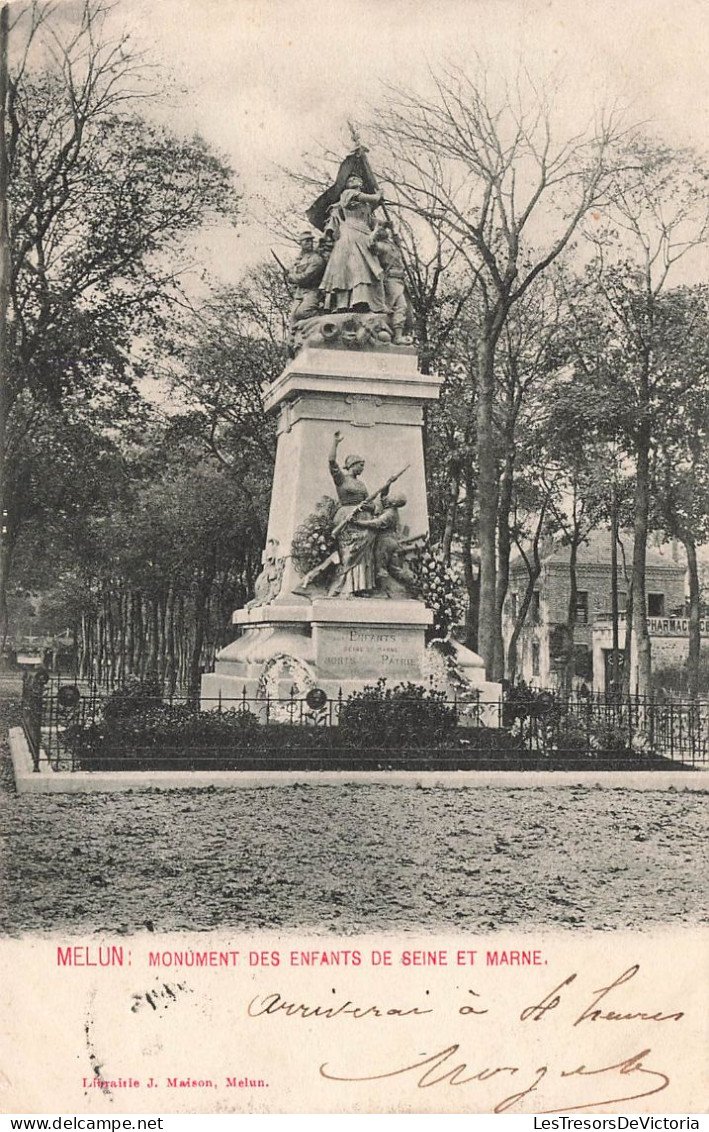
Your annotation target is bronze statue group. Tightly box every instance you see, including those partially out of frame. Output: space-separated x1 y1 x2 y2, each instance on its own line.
280 155 422 599
287 173 412 352
291 431 421 602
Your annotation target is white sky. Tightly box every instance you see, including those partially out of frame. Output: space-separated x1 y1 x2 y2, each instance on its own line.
98 0 709 285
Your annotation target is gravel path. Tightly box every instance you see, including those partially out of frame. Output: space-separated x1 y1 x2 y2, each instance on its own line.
1 689 706 936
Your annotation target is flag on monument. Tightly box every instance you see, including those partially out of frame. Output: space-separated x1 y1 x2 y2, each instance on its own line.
305 150 377 231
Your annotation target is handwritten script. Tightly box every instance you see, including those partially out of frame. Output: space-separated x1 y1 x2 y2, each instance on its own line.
248 964 685 1112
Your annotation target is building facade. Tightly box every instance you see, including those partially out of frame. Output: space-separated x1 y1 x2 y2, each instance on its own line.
503 530 694 692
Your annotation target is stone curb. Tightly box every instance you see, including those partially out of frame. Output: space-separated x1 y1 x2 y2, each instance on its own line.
8 728 707 795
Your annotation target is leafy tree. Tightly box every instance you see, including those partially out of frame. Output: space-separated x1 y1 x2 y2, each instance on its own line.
18 421 261 698
650 288 709 698
0 0 239 641
421 291 480 646
165 270 285 486
492 274 568 676
537 382 629 690
581 141 709 693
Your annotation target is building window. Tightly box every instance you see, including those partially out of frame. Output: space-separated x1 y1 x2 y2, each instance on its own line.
531 591 541 623
549 625 565 661
532 642 540 676
576 591 589 624
618 590 628 613
573 644 593 681
648 593 665 617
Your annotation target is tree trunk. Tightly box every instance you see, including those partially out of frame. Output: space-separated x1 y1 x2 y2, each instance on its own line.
78 611 89 680
493 443 514 681
125 592 134 676
441 457 461 565
564 537 579 693
158 590 168 685
165 588 177 696
683 536 700 701
622 580 634 697
176 594 187 690
610 491 620 694
96 610 105 686
631 419 651 695
134 595 145 678
0 538 10 650
507 505 547 682
116 588 127 686
188 600 206 703
104 586 116 689
189 551 216 703
460 466 478 651
475 332 498 674
147 598 159 681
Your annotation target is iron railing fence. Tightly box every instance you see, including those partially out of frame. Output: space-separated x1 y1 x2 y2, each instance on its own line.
509 690 709 766
19 677 708 773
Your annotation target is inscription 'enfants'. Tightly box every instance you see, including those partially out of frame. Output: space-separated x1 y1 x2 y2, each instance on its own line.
348 630 397 643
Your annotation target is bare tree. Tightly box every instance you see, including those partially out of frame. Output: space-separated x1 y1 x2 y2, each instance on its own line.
492 273 566 676
374 65 627 678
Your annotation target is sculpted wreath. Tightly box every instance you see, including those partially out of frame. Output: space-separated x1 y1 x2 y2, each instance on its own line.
290 496 339 575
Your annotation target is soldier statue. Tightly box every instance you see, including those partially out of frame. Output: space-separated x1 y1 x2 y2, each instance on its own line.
372 221 411 344
287 230 325 347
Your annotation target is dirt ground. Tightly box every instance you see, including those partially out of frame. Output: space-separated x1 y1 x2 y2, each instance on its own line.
0 693 707 936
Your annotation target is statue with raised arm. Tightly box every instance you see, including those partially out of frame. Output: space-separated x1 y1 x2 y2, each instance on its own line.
290 431 419 599
319 176 386 315
327 430 379 596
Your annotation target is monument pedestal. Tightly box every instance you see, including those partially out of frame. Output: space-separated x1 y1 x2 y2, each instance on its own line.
201 343 501 718
202 599 432 702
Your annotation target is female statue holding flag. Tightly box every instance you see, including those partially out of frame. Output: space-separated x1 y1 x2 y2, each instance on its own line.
319 174 387 314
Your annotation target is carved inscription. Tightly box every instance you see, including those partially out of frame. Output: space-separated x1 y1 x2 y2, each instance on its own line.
315 625 423 678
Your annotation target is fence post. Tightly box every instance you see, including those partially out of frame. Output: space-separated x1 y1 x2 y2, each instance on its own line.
678 701 683 764
22 671 44 772
45 681 55 770
669 700 674 761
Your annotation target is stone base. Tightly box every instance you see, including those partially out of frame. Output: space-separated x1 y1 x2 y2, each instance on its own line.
204 600 429 703
433 639 502 728
201 599 501 725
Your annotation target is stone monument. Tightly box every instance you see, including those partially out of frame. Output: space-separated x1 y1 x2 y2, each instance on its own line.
201 145 500 716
